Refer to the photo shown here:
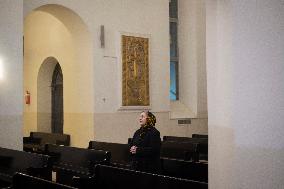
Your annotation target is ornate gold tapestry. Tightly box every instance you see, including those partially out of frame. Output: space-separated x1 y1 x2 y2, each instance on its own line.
122 35 149 106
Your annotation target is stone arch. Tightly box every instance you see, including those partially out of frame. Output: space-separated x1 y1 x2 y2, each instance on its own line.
24 4 94 147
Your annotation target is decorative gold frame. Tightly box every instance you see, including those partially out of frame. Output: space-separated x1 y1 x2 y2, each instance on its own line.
122 35 149 106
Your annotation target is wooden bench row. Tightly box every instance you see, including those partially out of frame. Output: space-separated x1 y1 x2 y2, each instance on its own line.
11 164 207 189
0 145 110 188
90 164 207 189
88 140 208 182
45 144 110 186
12 172 77 189
0 147 51 188
0 144 207 188
23 132 70 153
161 140 208 161
89 137 208 163
23 132 207 162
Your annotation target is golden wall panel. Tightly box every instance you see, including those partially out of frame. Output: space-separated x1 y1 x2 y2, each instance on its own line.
122 35 149 106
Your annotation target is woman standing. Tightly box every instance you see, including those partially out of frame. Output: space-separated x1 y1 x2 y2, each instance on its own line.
129 111 161 173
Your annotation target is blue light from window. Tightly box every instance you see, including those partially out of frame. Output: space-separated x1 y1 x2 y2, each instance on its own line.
170 61 177 100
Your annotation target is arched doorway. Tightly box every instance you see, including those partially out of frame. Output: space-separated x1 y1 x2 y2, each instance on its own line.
51 63 63 134
37 57 61 133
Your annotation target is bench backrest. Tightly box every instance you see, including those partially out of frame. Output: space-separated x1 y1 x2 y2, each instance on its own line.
0 147 51 183
45 144 110 169
162 137 208 161
13 172 77 189
88 141 130 165
94 164 158 189
163 136 208 143
161 157 208 183
158 175 208 189
161 141 198 161
94 164 208 189
192 134 208 138
31 132 70 146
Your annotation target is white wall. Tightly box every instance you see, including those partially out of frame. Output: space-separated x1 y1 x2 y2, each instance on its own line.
207 1 284 188
91 0 170 113
0 0 23 150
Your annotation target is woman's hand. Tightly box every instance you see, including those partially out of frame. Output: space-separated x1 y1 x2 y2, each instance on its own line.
130 146 137 154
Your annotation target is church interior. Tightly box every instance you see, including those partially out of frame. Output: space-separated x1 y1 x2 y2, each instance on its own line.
0 0 283 188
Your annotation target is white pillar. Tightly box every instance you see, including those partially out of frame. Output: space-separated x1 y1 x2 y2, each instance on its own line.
0 0 23 150
207 1 284 188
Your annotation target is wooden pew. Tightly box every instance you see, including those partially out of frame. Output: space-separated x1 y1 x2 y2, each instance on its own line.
88 141 131 168
192 134 208 138
23 132 70 153
161 157 208 183
0 147 52 188
12 172 78 189
44 144 110 186
158 175 207 189
163 136 193 142
162 136 208 161
160 140 199 161
89 164 208 189
192 134 208 160
163 136 208 143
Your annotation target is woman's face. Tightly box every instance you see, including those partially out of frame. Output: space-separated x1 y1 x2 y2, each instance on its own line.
139 112 148 126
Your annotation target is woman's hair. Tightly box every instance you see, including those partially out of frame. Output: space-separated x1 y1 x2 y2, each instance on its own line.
144 110 156 127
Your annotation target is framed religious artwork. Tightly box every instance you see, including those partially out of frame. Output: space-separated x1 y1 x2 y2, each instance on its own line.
121 35 150 107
